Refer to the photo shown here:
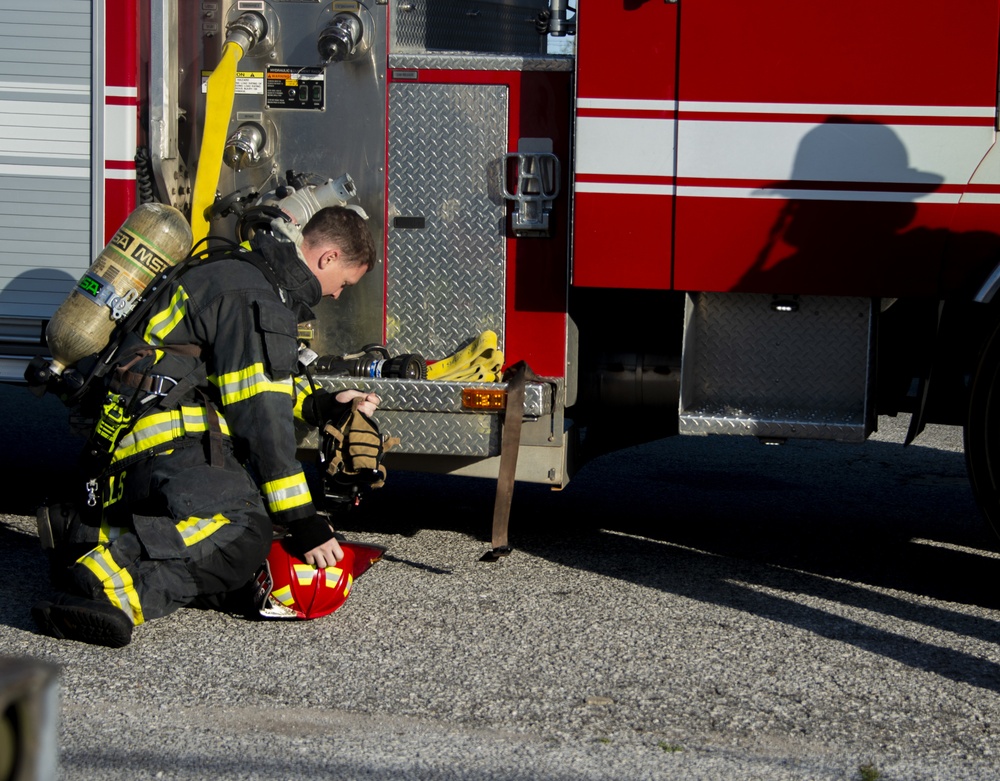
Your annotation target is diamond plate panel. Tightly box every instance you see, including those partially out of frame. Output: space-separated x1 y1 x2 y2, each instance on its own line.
388 83 507 360
296 408 496 455
377 410 498 455
297 376 546 454
389 53 573 72
679 293 872 441
391 0 548 54
679 411 867 443
308 377 549 416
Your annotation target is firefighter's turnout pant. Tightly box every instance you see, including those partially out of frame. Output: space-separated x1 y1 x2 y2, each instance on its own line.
60 442 272 626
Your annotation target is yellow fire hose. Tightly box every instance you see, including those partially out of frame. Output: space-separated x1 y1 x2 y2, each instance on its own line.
190 40 243 245
426 331 504 382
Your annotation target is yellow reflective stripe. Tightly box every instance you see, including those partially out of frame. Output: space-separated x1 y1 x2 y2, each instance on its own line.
178 404 230 434
113 411 183 461
322 567 343 589
321 568 351 597
293 375 313 395
272 585 295 606
212 363 294 406
143 285 189 345
112 405 231 463
262 472 312 514
294 563 317 585
292 375 314 419
79 545 144 625
176 513 229 546
96 521 125 545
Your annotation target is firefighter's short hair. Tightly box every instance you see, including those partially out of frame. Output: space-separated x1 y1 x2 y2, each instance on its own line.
303 206 376 271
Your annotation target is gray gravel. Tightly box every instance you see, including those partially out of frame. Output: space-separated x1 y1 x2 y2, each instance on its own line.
2 381 999 780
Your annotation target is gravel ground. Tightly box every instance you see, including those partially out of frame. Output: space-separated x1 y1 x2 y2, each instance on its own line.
2 382 999 780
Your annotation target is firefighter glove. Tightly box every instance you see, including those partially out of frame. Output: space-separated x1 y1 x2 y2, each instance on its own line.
321 398 399 501
284 514 336 556
301 389 353 428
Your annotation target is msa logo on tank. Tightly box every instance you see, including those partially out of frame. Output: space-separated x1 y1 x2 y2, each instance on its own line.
76 227 171 321
110 228 173 275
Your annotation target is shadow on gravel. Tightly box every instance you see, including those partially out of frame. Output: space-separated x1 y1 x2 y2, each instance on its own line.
5 379 1000 693
1 382 85 516
350 428 1000 694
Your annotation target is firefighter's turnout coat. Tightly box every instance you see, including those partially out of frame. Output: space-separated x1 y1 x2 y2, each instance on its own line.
61 232 338 626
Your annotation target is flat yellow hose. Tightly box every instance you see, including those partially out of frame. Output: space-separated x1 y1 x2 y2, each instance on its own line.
426 331 504 382
190 40 243 244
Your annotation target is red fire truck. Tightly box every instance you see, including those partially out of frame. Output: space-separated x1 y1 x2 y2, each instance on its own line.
3 0 1000 547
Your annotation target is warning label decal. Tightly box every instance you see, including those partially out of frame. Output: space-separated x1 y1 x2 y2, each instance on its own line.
266 65 325 110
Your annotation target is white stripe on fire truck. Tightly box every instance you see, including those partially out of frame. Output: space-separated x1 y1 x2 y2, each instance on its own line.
573 181 1000 204
676 121 991 184
576 116 996 197
676 185 961 203
679 101 995 121
0 164 87 178
578 98 677 112
105 86 138 99
0 80 88 96
576 116 676 177
575 181 674 196
575 118 993 183
104 102 136 178
958 192 1000 205
577 98 994 122
574 180 976 204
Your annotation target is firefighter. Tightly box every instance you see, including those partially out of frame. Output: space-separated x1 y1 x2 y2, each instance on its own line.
32 205 378 648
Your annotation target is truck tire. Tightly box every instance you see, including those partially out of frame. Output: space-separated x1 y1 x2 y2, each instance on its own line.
964 320 1000 541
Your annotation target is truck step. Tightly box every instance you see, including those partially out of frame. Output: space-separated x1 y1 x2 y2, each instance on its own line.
679 293 873 443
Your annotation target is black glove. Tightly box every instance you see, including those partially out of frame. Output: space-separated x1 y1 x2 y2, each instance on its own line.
301 389 352 428
283 514 335 556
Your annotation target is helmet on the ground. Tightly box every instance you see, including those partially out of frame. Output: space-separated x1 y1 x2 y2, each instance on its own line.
253 538 385 619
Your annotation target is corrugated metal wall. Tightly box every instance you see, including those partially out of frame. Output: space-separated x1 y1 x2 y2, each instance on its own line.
0 0 91 333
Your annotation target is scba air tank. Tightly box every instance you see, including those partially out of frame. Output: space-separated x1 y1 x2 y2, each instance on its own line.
45 203 192 375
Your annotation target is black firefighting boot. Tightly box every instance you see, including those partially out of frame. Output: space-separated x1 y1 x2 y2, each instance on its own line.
36 502 104 588
32 593 134 648
36 502 81 551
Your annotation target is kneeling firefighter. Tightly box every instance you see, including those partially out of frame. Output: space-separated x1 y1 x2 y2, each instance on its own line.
27 200 387 647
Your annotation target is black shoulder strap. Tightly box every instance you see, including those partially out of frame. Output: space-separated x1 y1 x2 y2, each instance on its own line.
237 246 283 297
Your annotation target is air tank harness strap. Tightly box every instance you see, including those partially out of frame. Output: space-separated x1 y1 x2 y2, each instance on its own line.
82 342 222 482
109 343 204 407
109 344 224 468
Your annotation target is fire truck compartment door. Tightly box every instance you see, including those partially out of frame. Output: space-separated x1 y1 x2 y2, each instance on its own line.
671 0 1000 298
572 0 678 290
386 81 507 361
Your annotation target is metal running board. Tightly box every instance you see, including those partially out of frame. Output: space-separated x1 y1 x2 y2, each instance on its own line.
678 293 874 443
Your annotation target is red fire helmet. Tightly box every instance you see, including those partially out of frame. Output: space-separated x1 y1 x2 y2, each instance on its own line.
254 539 386 620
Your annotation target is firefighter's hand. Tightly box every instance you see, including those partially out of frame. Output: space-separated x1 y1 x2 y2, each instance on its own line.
303 536 345 569
335 389 380 417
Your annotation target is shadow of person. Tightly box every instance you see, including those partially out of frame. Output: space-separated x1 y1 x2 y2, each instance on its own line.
740 117 952 296
0 268 85 515
0 267 76 328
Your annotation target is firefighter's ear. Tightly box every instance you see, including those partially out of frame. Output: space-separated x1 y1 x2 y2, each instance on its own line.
318 247 341 269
